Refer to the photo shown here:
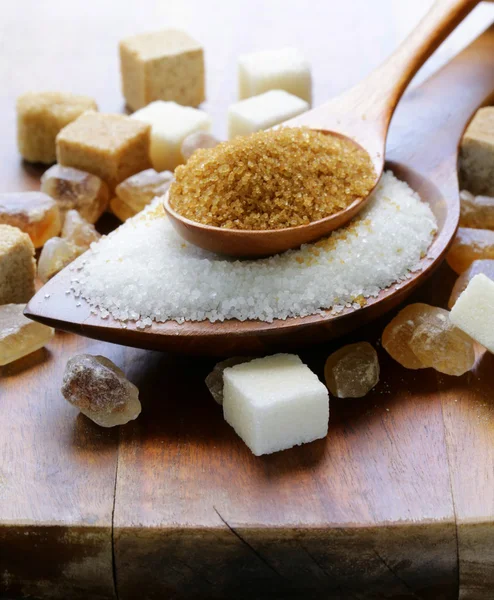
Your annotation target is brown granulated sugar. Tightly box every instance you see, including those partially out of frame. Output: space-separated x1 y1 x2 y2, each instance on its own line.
169 127 376 230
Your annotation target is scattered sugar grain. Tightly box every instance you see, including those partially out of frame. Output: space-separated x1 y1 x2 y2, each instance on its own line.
71 172 437 324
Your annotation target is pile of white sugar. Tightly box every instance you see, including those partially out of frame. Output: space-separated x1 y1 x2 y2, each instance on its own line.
69 172 437 325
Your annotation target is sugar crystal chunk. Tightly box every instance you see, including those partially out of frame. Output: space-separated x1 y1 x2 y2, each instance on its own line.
131 101 212 171
119 29 205 111
17 91 97 164
0 304 54 366
205 356 253 405
448 259 494 308
408 307 475 376
228 90 309 139
181 131 220 161
40 164 109 223
37 237 79 283
56 112 152 192
238 47 312 103
446 227 494 274
324 342 379 398
61 354 141 427
450 273 494 353
110 197 138 222
62 209 100 249
459 107 494 196
115 169 173 213
0 192 61 248
223 354 329 456
459 190 494 230
0 225 36 305
382 303 433 369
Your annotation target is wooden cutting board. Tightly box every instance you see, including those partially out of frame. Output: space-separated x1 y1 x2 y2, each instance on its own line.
1 2 494 599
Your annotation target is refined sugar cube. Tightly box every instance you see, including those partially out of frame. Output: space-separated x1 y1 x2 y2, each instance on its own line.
0 192 61 248
110 197 138 222
238 47 312 104
132 101 212 171
0 225 36 305
448 259 494 308
459 107 494 196
0 304 54 366
56 112 152 192
120 29 205 111
228 90 309 139
115 168 173 213
61 354 141 427
223 353 329 456
37 237 78 283
16 91 97 164
181 131 220 161
324 342 379 398
205 356 253 405
450 274 494 353
40 164 109 223
446 227 494 274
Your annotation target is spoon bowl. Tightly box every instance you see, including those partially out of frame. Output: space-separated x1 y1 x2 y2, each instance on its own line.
164 0 478 258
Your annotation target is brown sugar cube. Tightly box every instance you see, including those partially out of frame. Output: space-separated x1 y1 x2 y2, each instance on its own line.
0 192 61 248
119 29 205 111
459 107 494 196
0 225 36 304
16 91 97 164
56 112 152 192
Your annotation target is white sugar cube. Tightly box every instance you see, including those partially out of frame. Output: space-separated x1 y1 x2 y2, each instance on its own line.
238 47 312 104
450 273 494 353
228 90 309 139
131 100 212 171
223 353 329 456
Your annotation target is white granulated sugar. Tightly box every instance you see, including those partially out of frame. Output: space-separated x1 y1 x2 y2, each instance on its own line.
71 172 437 324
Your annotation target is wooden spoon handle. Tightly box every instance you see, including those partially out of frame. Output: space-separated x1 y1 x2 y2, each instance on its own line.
365 0 480 123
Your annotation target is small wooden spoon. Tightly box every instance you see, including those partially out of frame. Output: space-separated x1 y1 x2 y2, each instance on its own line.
164 0 479 257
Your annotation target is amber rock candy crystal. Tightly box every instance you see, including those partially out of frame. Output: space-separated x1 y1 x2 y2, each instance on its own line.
0 304 54 366
324 342 379 398
61 354 141 427
41 164 109 223
115 168 173 213
447 227 494 274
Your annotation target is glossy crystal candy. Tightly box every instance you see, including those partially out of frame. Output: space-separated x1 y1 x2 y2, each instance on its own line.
110 196 138 222
446 227 494 274
0 303 54 366
382 303 432 369
115 168 173 213
0 192 61 248
459 190 494 230
324 341 379 398
61 209 100 249
40 164 109 223
181 131 220 161
37 237 78 283
448 259 494 309
408 307 475 376
205 356 253 405
61 354 141 427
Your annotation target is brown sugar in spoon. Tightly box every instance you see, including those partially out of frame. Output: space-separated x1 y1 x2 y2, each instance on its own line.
164 0 479 257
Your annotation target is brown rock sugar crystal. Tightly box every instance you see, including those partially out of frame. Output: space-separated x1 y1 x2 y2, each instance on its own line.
169 127 376 230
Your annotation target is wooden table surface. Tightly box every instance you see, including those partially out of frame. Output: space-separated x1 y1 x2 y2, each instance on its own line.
1 1 494 599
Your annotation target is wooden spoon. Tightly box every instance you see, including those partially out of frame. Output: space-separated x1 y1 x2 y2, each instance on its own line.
164 0 479 258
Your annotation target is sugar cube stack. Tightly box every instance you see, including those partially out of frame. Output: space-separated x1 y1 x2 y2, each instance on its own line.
132 101 212 171
120 29 205 111
0 225 36 305
16 91 97 164
223 354 329 456
450 274 494 353
238 47 312 104
56 112 152 192
228 89 309 139
459 107 494 196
